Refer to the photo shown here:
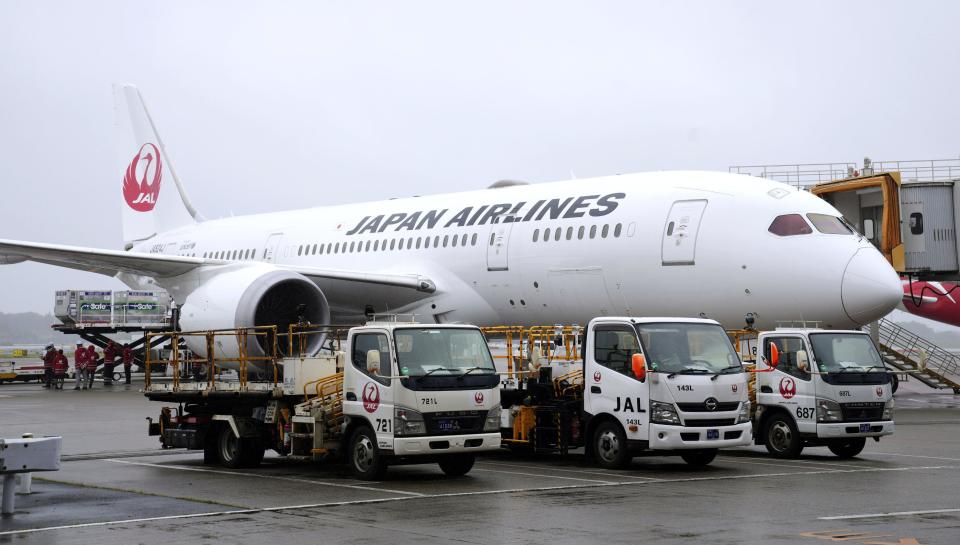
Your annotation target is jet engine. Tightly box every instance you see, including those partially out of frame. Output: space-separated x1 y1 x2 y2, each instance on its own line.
179 264 330 371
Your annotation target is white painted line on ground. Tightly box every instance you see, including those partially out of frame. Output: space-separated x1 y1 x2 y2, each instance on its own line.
869 452 960 462
477 461 662 480
819 507 960 520
107 459 424 497
3 463 956 537
720 458 847 471
471 466 615 484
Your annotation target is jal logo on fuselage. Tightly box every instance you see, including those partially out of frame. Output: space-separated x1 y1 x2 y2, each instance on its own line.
122 143 162 212
614 397 643 412
361 382 380 413
677 385 693 392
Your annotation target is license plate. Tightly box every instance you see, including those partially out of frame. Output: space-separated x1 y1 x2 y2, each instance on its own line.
437 419 459 432
859 423 871 432
706 429 719 440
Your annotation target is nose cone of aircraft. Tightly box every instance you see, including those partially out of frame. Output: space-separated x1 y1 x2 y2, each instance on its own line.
841 248 902 324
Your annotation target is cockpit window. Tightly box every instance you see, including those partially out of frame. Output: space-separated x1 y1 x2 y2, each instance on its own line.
768 214 813 236
807 213 854 235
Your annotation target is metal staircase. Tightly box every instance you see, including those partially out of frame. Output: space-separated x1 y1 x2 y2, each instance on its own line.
878 318 960 393
290 372 345 458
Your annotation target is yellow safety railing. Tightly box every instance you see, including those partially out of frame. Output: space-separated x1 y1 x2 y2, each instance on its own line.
286 323 355 359
481 325 583 375
144 326 280 392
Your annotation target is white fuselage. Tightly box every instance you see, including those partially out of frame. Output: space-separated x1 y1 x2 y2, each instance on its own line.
131 171 901 330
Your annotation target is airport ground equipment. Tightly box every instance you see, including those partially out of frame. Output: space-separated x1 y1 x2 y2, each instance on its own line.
143 319 501 479
0 435 61 514
484 317 753 468
877 318 960 393
730 326 895 458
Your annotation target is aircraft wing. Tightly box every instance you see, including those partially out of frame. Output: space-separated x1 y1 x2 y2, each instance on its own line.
0 238 436 293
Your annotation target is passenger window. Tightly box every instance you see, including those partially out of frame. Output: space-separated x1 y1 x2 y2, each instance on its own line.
590 225 597 239
298 246 303 256
471 233 478 246
424 237 431 249
614 223 622 237
434 235 440 248
578 226 584 239
768 214 813 236
416 237 421 249
555 228 562 241
452 234 458 247
601 225 609 238
566 227 573 240
352 332 392 385
461 234 468 246
764 337 811 380
390 239 396 250
444 235 449 247
533 229 539 242
593 325 643 380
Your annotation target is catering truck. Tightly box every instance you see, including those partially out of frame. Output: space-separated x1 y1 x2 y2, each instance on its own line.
145 320 501 480
487 317 753 468
748 327 894 458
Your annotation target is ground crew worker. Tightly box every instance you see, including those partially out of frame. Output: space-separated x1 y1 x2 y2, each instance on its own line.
103 341 116 386
85 344 99 389
53 349 68 390
42 343 56 388
122 343 134 384
74 341 87 390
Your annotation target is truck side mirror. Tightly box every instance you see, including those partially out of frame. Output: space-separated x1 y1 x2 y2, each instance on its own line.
631 353 647 382
796 350 809 373
768 344 780 368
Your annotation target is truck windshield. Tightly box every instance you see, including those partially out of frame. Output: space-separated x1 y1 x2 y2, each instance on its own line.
394 328 496 377
808 333 884 373
635 323 742 374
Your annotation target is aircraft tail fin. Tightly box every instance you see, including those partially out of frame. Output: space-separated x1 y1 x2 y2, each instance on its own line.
114 84 202 245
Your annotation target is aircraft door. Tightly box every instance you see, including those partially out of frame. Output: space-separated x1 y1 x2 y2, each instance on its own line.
262 233 283 263
486 215 515 271
584 323 649 440
662 199 708 266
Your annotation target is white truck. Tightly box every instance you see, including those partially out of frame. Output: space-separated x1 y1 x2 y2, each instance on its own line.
751 327 895 458
492 317 753 468
146 321 502 479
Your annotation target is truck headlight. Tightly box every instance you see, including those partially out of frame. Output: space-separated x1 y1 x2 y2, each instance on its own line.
882 399 894 420
650 400 681 425
394 407 426 436
484 405 501 432
816 398 842 423
737 401 751 424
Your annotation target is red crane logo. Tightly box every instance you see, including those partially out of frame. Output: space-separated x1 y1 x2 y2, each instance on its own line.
122 143 163 212
361 382 380 413
779 377 796 399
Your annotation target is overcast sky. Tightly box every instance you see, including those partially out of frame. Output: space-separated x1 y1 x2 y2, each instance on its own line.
1 1 958 314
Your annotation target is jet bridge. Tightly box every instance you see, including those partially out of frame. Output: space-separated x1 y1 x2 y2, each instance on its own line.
731 158 960 281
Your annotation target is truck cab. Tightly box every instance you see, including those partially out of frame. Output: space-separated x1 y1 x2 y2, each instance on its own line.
341 322 502 479
583 317 753 468
754 328 894 458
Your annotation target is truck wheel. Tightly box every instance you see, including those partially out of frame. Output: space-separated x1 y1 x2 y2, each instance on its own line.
438 454 476 476
764 414 803 458
827 438 866 459
349 426 387 480
241 439 265 467
680 449 717 467
593 421 630 469
217 426 245 468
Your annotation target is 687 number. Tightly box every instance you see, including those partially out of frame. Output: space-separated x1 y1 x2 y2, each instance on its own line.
795 407 815 419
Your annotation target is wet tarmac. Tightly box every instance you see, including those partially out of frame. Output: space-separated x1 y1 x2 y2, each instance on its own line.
2 380 959 544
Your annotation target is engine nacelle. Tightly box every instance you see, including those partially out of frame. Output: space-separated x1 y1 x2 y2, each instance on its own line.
179 264 330 372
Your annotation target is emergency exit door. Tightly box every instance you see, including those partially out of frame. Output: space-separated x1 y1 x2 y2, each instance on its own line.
486 216 515 271
662 199 707 266
262 233 283 263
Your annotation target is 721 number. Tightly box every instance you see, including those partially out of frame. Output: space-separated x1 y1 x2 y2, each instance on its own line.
376 418 392 433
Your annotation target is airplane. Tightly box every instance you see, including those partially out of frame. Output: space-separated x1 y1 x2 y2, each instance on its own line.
0 85 902 362
900 279 960 327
